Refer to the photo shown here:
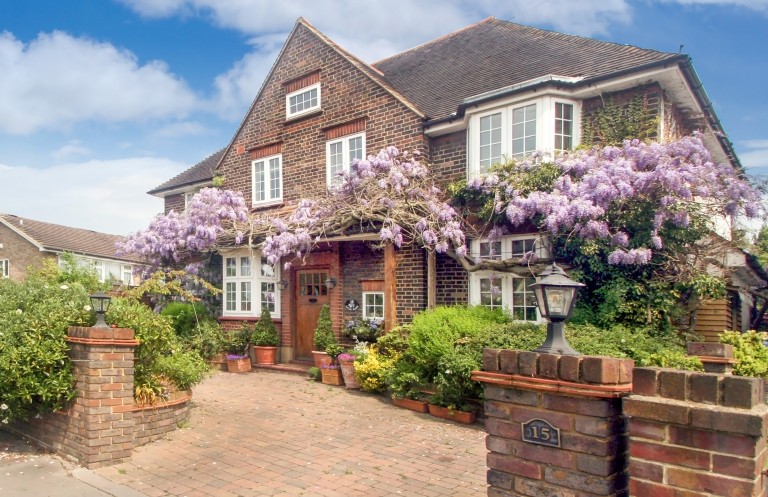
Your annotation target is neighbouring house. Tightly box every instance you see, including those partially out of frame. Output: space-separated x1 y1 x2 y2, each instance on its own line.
148 17 765 360
0 213 137 285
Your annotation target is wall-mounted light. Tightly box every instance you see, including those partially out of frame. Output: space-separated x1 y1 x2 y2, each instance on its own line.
324 277 337 289
277 279 289 290
89 291 112 328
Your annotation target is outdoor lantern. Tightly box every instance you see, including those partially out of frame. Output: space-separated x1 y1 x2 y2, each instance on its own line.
277 279 289 290
89 291 112 328
324 277 337 289
529 263 585 356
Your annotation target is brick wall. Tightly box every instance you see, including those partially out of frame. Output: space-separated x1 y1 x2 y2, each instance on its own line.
395 244 427 323
476 350 633 497
626 368 768 497
476 348 768 497
6 326 191 469
219 23 427 207
164 193 185 215
340 241 384 325
435 252 468 305
430 130 467 185
0 222 56 281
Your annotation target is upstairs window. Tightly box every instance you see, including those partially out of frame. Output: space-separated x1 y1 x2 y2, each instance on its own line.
468 96 579 177
326 133 365 186
286 83 321 118
252 154 282 205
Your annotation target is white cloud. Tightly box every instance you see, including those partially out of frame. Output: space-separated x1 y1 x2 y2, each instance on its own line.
740 139 768 172
51 140 91 162
0 31 200 134
0 157 188 234
119 0 634 48
155 121 209 138
662 0 768 14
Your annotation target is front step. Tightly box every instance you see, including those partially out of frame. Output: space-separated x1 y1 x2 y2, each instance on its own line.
253 361 312 377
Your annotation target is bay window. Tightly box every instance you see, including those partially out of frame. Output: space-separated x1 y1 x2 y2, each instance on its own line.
222 250 280 318
468 96 579 176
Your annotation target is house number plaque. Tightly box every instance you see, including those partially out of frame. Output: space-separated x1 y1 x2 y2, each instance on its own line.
522 419 560 448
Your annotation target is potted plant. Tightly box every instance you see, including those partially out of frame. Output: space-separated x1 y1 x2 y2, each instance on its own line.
251 305 280 365
320 343 345 385
343 317 384 343
312 304 336 368
337 351 360 389
427 394 477 424
389 371 429 413
225 323 251 373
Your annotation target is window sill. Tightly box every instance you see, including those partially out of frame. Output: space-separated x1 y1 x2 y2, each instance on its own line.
284 108 322 124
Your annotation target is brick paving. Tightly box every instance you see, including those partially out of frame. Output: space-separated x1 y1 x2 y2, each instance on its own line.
94 371 488 497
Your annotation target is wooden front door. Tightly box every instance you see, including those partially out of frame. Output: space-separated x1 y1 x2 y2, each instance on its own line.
295 270 330 360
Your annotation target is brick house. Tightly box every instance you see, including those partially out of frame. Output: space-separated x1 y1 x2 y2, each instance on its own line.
149 17 764 360
0 213 137 284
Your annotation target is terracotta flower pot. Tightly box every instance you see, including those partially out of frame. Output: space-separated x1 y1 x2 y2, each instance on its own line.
339 360 359 389
428 404 476 424
392 396 429 413
320 367 344 385
226 356 251 373
253 345 278 365
312 351 332 368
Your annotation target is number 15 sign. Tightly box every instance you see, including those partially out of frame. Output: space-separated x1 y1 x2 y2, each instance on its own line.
522 419 561 448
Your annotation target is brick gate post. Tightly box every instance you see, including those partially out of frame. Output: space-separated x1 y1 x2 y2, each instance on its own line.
625 368 768 497
64 326 138 468
473 350 633 497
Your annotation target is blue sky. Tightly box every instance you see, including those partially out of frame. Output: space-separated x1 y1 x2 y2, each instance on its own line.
0 0 766 234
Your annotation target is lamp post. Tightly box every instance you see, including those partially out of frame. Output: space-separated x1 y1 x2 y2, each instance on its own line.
529 263 584 356
89 291 112 328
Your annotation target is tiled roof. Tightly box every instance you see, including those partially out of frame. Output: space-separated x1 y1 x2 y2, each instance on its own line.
0 214 134 262
148 148 225 195
373 17 681 120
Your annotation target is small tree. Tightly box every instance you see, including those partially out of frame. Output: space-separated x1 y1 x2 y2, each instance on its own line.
313 305 337 352
251 305 280 346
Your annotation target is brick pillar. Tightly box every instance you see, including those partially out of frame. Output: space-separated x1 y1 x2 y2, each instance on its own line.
626 368 768 497
65 326 138 468
473 350 633 497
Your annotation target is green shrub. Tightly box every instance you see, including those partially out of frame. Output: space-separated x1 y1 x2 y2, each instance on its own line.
355 346 398 393
308 366 321 381
251 306 280 346
0 273 92 424
313 305 337 352
224 322 252 355
155 351 210 390
185 321 225 360
376 325 411 357
720 331 768 378
161 301 211 339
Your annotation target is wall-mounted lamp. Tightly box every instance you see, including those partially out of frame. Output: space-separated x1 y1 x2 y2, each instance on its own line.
89 291 112 328
324 277 337 289
277 279 289 290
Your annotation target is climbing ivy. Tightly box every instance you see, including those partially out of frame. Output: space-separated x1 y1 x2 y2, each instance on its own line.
581 91 658 147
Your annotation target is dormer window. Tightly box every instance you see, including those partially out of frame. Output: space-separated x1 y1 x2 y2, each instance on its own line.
469 96 579 177
286 83 321 118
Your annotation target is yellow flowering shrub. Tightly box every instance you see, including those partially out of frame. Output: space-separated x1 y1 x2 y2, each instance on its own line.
354 346 399 393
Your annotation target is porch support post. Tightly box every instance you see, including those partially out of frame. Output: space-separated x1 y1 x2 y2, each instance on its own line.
384 243 397 331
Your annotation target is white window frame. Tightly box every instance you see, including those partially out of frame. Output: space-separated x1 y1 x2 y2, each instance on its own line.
286 83 321 119
184 188 202 211
326 132 366 186
468 234 550 322
121 265 134 286
0 259 8 278
362 291 385 319
222 250 281 318
252 154 283 205
468 95 580 178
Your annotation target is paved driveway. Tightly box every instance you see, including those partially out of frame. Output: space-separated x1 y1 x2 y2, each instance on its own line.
95 371 488 497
